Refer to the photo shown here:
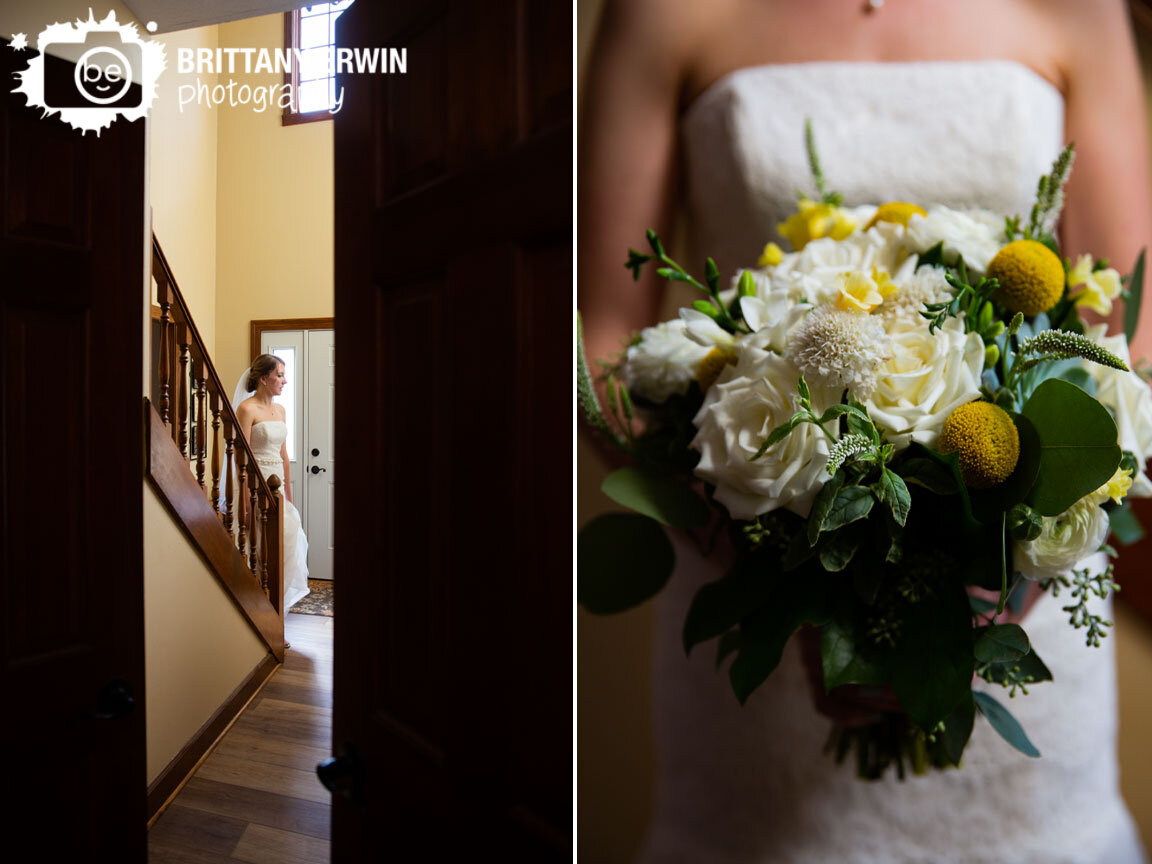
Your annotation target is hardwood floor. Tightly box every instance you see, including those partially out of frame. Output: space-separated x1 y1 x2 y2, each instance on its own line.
149 613 333 863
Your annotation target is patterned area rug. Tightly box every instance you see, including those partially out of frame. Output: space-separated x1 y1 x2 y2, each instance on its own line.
291 579 333 616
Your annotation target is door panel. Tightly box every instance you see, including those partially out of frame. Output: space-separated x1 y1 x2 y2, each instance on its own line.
305 329 334 581
332 1 571 858
0 41 146 860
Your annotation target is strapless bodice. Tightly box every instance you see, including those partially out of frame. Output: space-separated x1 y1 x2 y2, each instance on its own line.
679 60 1065 286
249 420 287 473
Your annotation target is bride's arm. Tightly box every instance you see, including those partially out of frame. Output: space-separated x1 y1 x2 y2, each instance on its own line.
1052 0 1152 360
578 0 698 379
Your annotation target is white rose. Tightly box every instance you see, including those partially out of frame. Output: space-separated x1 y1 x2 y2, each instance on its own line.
1014 496 1110 580
691 349 836 519
904 207 1005 274
865 318 985 449
1082 326 1152 496
620 319 711 403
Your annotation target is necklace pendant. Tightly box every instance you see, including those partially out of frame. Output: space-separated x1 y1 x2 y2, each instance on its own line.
865 0 884 11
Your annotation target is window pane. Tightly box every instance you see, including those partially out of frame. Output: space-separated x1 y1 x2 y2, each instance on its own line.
300 14 331 49
300 4 330 17
271 347 296 462
298 46 331 81
298 79 329 113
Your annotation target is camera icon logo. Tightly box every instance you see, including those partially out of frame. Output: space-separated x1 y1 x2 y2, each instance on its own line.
12 10 165 135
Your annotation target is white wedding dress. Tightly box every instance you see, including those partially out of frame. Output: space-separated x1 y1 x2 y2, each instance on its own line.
249 420 311 610
637 61 1148 864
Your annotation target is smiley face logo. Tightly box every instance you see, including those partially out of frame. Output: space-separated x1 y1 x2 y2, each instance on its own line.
75 45 133 104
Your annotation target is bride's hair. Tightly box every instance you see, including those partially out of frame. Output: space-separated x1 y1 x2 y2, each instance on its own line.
246 353 282 392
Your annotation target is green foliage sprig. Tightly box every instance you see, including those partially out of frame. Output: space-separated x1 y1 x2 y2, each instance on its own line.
804 117 842 206
920 266 1001 337
576 312 628 450
625 230 746 334
1026 144 1075 240
1039 564 1119 647
1006 329 1128 389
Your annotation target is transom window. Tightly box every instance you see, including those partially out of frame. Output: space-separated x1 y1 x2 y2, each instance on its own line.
283 1 354 125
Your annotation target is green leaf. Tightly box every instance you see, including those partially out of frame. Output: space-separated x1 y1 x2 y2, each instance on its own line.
821 619 889 690
983 646 1053 686
729 570 834 704
600 465 709 528
873 467 911 527
899 458 959 495
973 690 1040 757
906 443 979 527
1125 248 1145 346
1022 379 1122 516
1110 504 1147 546
704 257 720 293
682 552 776 655
750 417 800 462
994 413 1042 508
818 528 859 572
821 486 874 533
969 596 998 615
1054 365 1097 398
890 581 974 729
715 630 740 669
807 469 846 546
577 513 674 614
941 692 976 766
798 374 811 405
918 241 945 269
974 623 1031 664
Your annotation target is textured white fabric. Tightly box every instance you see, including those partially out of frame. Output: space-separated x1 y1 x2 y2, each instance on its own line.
639 61 1147 864
249 420 310 610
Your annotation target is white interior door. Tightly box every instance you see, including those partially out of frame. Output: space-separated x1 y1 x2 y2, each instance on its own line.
304 329 335 581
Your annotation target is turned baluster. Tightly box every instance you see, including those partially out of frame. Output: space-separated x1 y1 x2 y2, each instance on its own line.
176 321 190 458
223 415 235 533
236 446 248 557
248 464 260 576
266 475 284 614
259 487 271 595
193 357 207 489
209 391 221 514
156 272 172 427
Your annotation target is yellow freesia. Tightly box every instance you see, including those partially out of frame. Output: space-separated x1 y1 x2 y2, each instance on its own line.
1089 466 1133 506
1068 254 1123 316
757 242 784 267
777 198 856 251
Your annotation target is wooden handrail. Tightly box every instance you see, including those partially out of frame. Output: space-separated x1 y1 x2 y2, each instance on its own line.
151 235 282 610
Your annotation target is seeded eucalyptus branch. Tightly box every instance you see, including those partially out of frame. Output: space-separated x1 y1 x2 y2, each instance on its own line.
1039 564 1119 647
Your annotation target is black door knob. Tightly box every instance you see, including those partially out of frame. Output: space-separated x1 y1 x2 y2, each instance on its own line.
310 465 327 474
311 447 320 457
317 742 365 809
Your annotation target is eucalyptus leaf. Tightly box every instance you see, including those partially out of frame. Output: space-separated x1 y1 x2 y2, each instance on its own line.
601 465 710 528
682 552 776 655
577 513 674 614
984 646 1053 686
822 486 875 533
715 630 741 669
821 619 889 690
941 692 976 766
1125 248 1145 346
973 690 1040 757
899 458 958 495
969 596 998 615
1022 379 1121 516
1110 505 1146 546
974 623 1031 664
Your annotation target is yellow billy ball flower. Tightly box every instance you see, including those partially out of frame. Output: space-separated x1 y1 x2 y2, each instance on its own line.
777 198 856 251
987 240 1065 316
937 401 1020 489
864 201 927 230
757 242 785 267
697 347 736 392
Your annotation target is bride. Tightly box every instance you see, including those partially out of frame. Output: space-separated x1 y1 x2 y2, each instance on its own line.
232 353 311 613
580 0 1151 861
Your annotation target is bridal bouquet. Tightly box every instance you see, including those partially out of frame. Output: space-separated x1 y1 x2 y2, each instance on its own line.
577 126 1151 778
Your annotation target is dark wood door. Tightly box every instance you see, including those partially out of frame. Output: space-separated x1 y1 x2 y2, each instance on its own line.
332 1 571 859
0 43 146 859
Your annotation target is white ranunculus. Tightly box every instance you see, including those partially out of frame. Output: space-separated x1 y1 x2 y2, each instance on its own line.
1014 496 1110 581
620 319 711 403
691 349 836 519
1082 326 1152 496
904 207 1005 274
865 317 985 449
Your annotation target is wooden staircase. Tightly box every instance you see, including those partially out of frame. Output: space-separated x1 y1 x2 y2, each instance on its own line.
145 235 286 663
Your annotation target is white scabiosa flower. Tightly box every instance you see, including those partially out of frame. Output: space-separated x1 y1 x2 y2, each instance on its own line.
904 207 1005 273
865 317 985 449
788 304 890 399
691 350 837 519
876 265 954 332
1014 496 1110 581
619 319 711 403
1082 325 1152 496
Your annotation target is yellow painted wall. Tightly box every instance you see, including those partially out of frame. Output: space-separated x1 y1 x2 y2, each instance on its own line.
142 484 269 782
150 24 219 356
213 13 334 395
